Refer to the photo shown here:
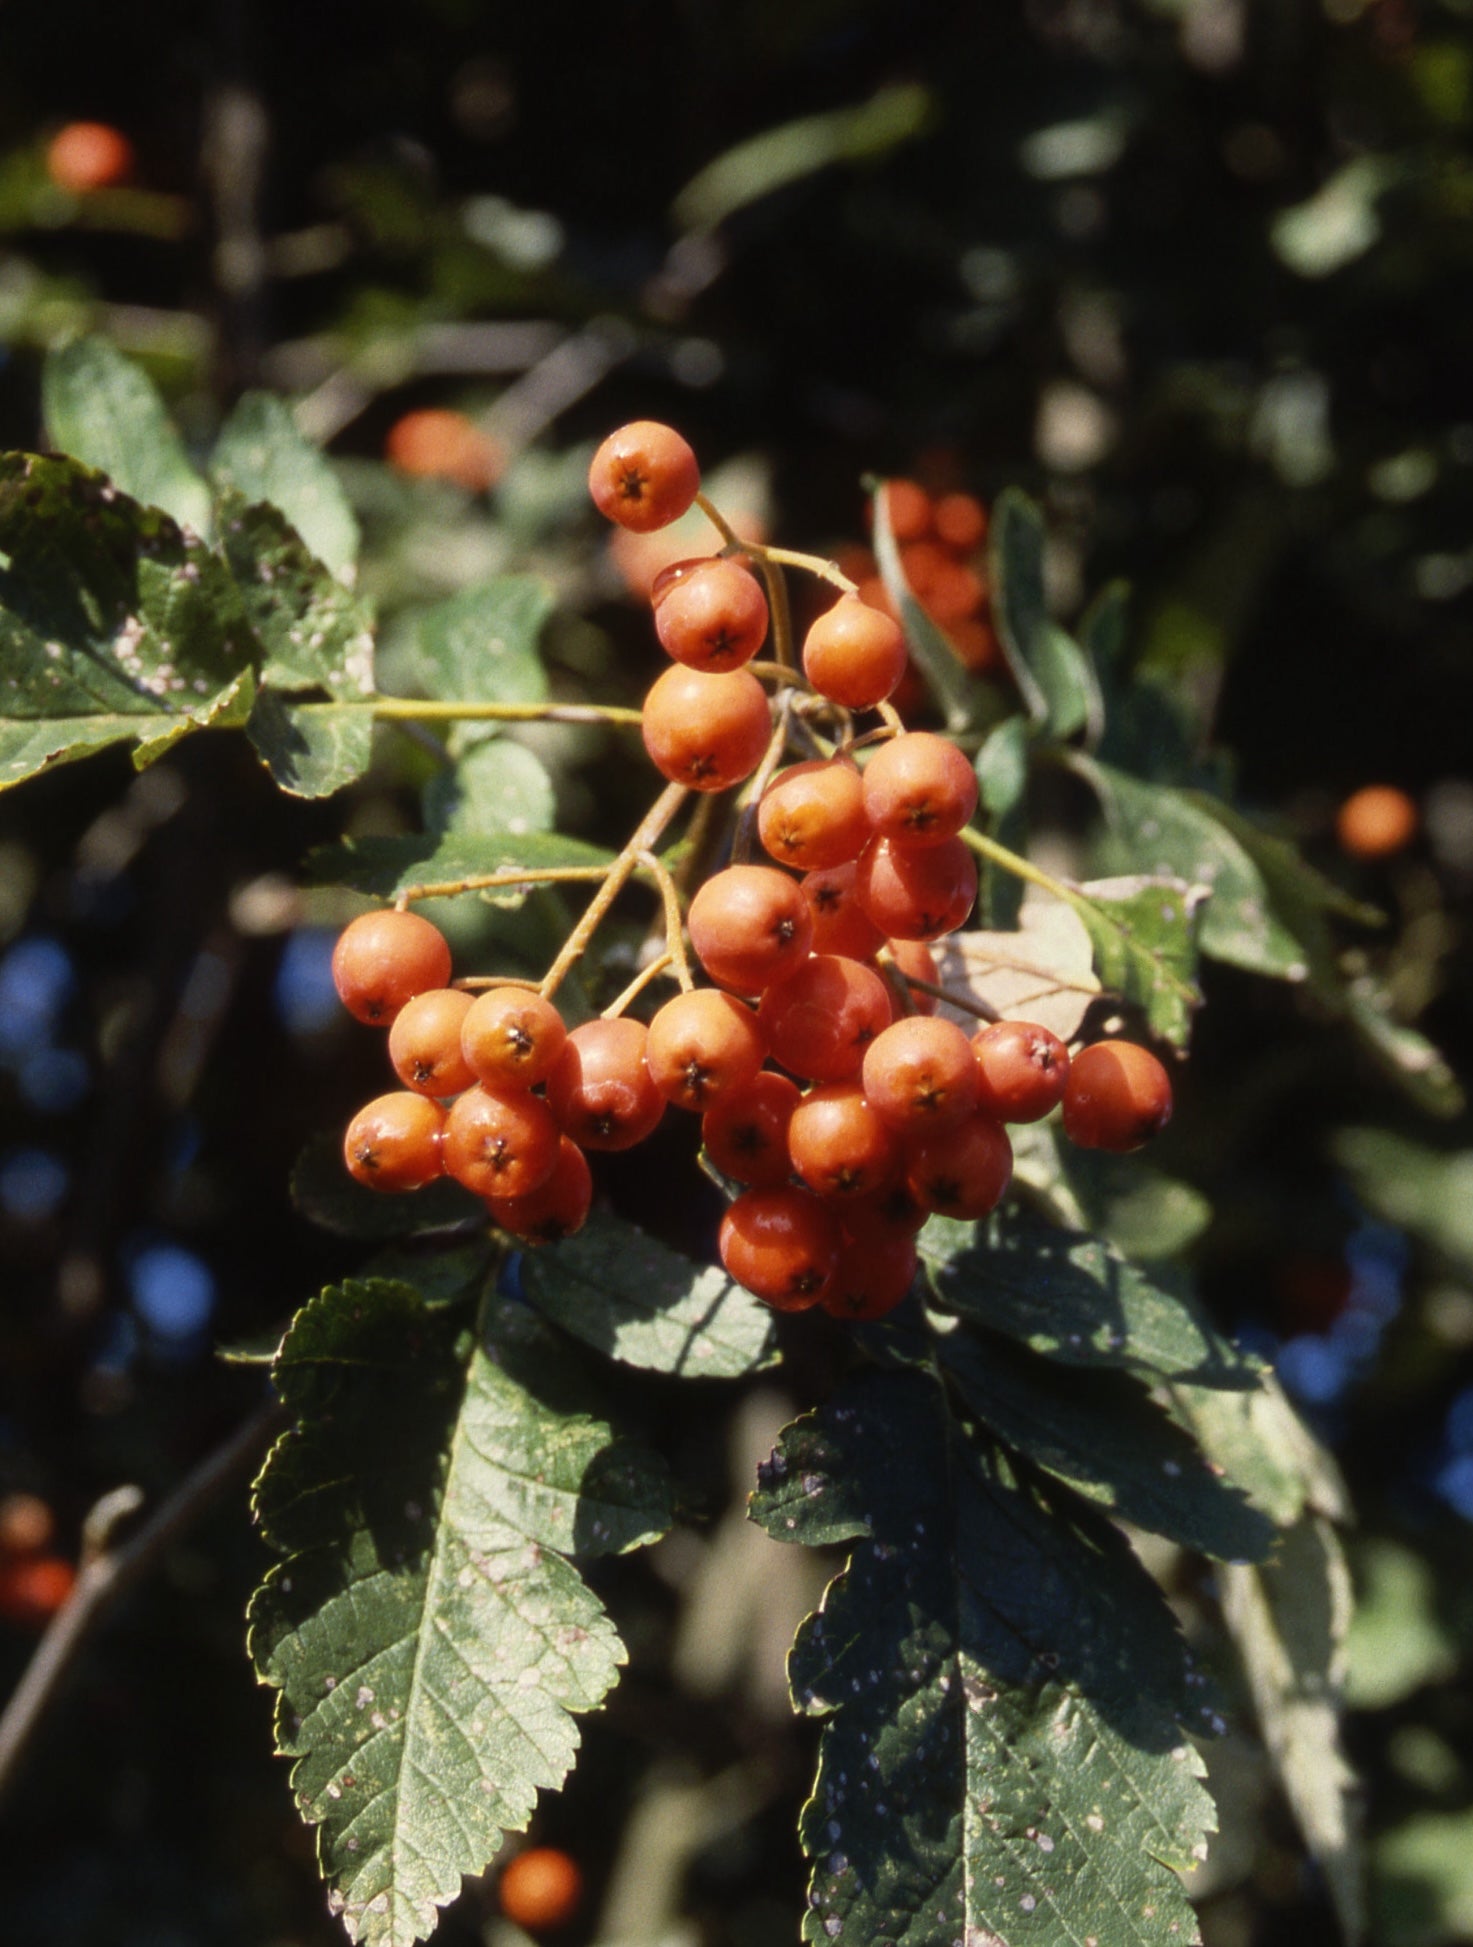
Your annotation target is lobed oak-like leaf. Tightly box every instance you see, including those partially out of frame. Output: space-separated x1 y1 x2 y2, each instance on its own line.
250 1279 672 1947
751 1371 1218 1947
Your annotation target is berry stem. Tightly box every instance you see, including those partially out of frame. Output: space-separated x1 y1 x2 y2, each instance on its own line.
393 864 608 910
349 698 646 728
600 951 676 1020
539 780 691 1000
893 970 1002 1024
959 825 1084 906
636 849 696 992
754 545 859 595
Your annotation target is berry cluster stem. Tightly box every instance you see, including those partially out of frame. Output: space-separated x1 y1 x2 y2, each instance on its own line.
337 698 646 729
637 849 696 992
538 780 691 1001
393 865 608 910
600 951 675 1020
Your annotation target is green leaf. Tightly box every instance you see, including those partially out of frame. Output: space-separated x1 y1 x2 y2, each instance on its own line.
389 576 551 712
522 1209 776 1378
0 452 257 791
217 492 376 698
923 1201 1258 1391
212 390 360 582
1221 1518 1365 1944
250 1280 672 1947
1060 1145 1213 1261
1165 1369 1349 1528
1376 1808 1473 1947
1072 873 1205 1047
424 738 556 839
291 1132 486 1240
751 1372 1217 1946
1340 986 1465 1119
1332 1127 1473 1273
871 480 980 733
976 714 1030 929
42 337 212 535
307 829 613 906
1344 1539 1457 1712
940 1328 1276 1562
988 489 1102 741
246 692 375 799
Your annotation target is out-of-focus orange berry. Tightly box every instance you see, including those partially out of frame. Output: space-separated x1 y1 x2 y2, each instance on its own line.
385 409 503 492
1335 785 1418 860
46 121 134 193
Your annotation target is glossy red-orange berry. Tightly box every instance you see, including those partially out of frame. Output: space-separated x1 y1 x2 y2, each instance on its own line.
332 909 453 1026
757 954 892 1083
344 1092 446 1192
388 987 476 1096
589 420 700 532
546 1017 666 1151
443 1085 562 1199
801 594 908 712
688 865 813 994
0 1554 76 1629
757 758 871 872
1061 1041 1173 1152
385 409 503 492
786 1082 900 1199
971 1020 1070 1124
822 1210 919 1320
719 1186 840 1309
486 1137 594 1245
701 1070 801 1186
906 1112 1013 1219
499 1845 584 1933
641 664 772 792
646 989 767 1110
46 121 134 193
881 938 940 1015
802 860 887 961
855 834 977 942
861 1015 979 1135
461 988 568 1091
652 556 768 670
862 732 978 846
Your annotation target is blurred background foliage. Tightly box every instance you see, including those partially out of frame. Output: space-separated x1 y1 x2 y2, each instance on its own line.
1 1 1472 1942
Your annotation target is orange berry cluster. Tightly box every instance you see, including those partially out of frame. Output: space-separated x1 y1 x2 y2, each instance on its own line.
846 476 1001 676
328 421 1174 1314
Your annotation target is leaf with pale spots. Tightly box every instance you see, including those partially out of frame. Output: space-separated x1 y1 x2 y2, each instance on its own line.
1072 874 1205 1048
751 1372 1216 1947
522 1209 777 1379
0 452 257 792
218 492 376 699
249 1279 672 1947
212 390 361 581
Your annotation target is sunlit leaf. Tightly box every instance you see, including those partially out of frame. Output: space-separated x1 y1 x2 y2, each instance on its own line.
213 390 360 581
42 336 212 534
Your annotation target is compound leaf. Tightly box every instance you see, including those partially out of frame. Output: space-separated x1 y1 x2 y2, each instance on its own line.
522 1209 776 1378
42 336 213 535
250 1280 671 1947
0 452 257 790
751 1372 1217 1946
213 390 360 581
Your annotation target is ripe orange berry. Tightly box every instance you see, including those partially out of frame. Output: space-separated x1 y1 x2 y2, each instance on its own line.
332 910 453 1027
786 1082 900 1199
344 1093 446 1192
589 420 700 532
45 121 134 193
933 491 988 553
801 860 887 961
0 1492 55 1558
757 758 871 873
757 954 892 1083
652 556 768 670
971 1020 1070 1124
880 938 940 1014
0 1554 76 1629
862 732 978 846
384 409 503 492
688 864 814 994
855 833 977 942
1061 1041 1173 1153
880 478 934 543
922 561 986 626
641 664 772 792
388 988 476 1096
486 1138 593 1246
443 1085 562 1199
861 1016 979 1135
547 1017 666 1151
499 1845 584 1934
822 1210 919 1319
719 1186 840 1309
646 989 767 1110
701 1069 801 1186
947 618 1002 673
1336 784 1418 860
801 594 907 712
907 1113 1013 1219
461 988 567 1091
